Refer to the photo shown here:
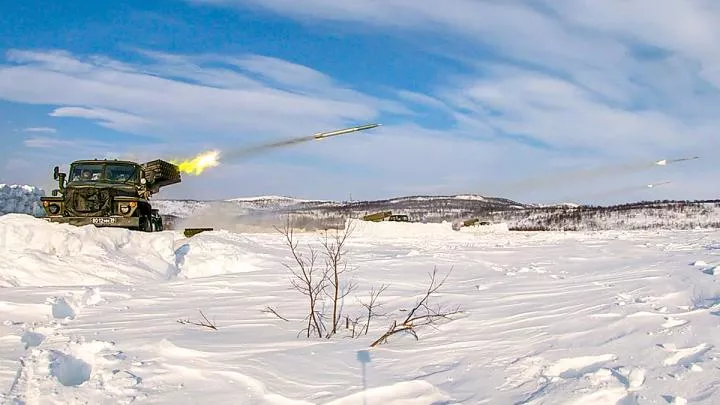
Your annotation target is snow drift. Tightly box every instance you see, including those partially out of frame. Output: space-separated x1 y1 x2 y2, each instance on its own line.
0 214 177 287
348 218 509 240
0 215 276 287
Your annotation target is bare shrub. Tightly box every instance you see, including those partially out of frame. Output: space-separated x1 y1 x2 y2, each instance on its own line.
371 267 461 347
320 221 357 336
275 215 327 338
276 217 460 346
357 284 389 337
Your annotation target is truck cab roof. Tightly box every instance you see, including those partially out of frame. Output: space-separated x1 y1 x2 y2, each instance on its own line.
71 159 139 166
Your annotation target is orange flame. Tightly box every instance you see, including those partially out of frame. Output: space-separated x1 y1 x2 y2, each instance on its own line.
171 150 220 175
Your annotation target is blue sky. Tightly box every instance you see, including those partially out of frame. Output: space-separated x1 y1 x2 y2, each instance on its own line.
1 0 718 203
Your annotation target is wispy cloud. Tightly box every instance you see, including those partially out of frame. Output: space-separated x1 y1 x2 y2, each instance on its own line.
23 136 93 149
21 127 57 133
49 107 150 132
175 0 720 202
190 0 630 75
193 2 720 149
0 49 404 142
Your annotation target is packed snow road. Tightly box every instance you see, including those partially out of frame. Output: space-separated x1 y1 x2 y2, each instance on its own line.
1 214 720 404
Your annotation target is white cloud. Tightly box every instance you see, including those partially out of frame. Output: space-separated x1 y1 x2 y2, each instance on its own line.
22 136 114 152
49 107 150 132
191 0 631 75
0 50 402 142
23 137 76 149
21 127 56 133
437 66 708 154
179 0 720 199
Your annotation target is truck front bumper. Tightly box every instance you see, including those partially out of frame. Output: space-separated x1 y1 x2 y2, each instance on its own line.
43 216 140 227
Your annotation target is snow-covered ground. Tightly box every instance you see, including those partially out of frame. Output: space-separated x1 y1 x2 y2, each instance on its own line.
0 184 45 216
2 214 720 404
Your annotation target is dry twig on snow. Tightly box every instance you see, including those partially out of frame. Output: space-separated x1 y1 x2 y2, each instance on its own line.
370 267 461 347
177 310 218 330
263 306 290 322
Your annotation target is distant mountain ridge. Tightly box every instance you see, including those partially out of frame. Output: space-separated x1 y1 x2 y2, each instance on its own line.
152 193 528 220
154 194 720 231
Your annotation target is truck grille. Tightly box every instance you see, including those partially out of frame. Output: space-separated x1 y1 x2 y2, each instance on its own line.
64 187 113 217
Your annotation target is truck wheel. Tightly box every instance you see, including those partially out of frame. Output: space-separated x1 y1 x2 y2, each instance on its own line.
139 216 151 232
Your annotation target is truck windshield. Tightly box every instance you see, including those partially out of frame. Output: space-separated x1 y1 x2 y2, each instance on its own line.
68 163 138 184
105 164 137 183
69 164 104 182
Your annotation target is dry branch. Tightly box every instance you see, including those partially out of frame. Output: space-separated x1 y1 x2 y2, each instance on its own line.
370 267 461 347
360 284 389 336
177 310 218 330
262 306 290 322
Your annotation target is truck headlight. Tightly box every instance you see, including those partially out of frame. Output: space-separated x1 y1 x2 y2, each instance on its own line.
48 203 60 215
119 204 131 214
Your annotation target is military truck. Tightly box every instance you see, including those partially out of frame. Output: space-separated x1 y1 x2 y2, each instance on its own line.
39 159 181 231
451 218 491 231
361 211 410 222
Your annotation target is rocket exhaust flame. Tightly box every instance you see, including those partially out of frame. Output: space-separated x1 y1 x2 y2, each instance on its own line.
171 150 221 175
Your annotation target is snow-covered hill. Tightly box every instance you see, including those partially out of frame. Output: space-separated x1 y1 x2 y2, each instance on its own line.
0 184 45 216
495 200 720 231
2 214 720 404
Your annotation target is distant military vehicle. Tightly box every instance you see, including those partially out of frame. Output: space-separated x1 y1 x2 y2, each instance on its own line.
40 159 180 231
361 211 409 222
362 211 391 222
452 218 491 231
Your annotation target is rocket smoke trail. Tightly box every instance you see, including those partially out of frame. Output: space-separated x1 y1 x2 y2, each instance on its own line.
488 156 700 197
655 156 699 166
222 123 381 162
168 123 381 176
558 180 672 202
489 160 659 196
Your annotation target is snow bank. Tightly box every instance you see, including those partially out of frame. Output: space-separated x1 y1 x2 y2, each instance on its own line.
0 214 177 287
0 184 45 216
0 215 282 287
348 219 460 240
174 230 269 278
347 218 508 240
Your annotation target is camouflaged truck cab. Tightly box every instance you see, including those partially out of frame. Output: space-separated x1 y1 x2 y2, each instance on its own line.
40 159 180 231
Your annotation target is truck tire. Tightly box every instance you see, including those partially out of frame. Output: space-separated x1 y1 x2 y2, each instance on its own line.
139 215 152 232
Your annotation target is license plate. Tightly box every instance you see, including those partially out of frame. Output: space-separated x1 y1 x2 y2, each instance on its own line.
92 217 116 225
